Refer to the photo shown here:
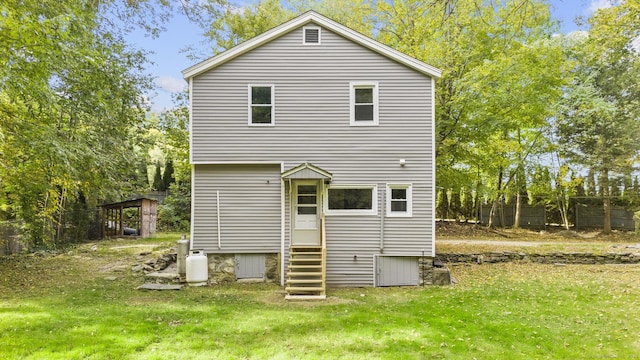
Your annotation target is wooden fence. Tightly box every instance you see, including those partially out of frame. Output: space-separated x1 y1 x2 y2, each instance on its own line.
479 204 547 229
478 204 638 231
574 206 636 231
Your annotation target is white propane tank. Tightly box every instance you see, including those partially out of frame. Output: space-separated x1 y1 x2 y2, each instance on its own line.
186 249 208 286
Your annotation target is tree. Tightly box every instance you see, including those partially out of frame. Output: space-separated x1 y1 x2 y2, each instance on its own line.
153 165 165 192
157 93 191 231
554 3 640 234
0 0 184 245
163 160 175 191
197 0 376 55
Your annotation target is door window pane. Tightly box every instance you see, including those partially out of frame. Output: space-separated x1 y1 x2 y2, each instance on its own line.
298 207 317 215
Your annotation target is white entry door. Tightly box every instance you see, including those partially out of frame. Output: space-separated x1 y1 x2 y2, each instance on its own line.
292 181 321 246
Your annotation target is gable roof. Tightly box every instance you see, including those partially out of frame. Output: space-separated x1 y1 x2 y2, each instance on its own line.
182 10 442 80
281 162 333 181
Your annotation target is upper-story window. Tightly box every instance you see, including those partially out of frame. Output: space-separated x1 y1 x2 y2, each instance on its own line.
350 82 379 126
248 85 274 125
303 26 321 45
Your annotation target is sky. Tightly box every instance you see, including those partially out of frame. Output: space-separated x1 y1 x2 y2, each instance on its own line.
129 0 613 113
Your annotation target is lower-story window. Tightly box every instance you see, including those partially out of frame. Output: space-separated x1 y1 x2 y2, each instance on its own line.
386 184 412 217
326 185 377 215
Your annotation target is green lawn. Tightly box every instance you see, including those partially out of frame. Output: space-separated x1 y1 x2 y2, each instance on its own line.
1 234 639 359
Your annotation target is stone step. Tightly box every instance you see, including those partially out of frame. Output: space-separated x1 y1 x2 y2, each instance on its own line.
144 271 182 284
137 283 183 291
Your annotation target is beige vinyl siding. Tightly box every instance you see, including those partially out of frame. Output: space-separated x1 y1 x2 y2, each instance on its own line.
192 164 281 253
191 26 433 166
191 22 435 285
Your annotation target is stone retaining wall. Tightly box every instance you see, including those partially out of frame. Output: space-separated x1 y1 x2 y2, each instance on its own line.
436 251 640 265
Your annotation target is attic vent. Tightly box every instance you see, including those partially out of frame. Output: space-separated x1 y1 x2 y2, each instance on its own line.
303 26 321 45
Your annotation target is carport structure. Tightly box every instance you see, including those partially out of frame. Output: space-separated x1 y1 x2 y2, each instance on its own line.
101 198 157 238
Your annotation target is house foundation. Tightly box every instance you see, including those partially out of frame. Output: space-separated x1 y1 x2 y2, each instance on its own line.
207 253 280 284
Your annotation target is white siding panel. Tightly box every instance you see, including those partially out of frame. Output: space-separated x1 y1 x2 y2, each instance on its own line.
193 164 281 253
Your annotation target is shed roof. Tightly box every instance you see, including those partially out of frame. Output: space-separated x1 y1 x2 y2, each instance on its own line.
100 198 157 209
182 10 442 79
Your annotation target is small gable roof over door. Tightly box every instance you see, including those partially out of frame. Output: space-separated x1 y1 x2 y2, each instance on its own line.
182 10 442 80
282 162 332 181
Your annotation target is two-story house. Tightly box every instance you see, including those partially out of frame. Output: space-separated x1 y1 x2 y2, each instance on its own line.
182 11 441 299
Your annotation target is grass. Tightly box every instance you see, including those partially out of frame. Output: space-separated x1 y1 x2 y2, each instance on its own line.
1 234 639 359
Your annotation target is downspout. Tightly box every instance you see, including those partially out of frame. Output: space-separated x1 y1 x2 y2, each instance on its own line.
430 77 437 257
188 77 195 250
379 185 385 251
216 190 221 249
280 163 285 287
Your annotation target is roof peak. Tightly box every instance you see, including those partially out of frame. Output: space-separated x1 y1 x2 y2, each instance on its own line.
182 11 441 79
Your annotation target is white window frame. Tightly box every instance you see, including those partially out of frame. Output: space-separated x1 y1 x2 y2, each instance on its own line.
302 26 321 45
386 184 413 217
324 184 378 216
349 82 379 126
248 84 275 126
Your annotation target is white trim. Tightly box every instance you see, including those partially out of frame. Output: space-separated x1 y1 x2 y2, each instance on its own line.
324 184 378 216
349 81 379 126
302 25 321 45
386 183 413 217
248 84 275 126
188 78 194 164
189 165 195 251
280 162 285 287
430 77 436 257
189 161 283 165
182 11 441 79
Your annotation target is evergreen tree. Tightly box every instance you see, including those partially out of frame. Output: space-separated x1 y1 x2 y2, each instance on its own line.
163 160 175 191
153 165 165 192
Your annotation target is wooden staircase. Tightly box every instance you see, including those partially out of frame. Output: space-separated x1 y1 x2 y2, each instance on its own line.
285 215 327 300
285 246 326 299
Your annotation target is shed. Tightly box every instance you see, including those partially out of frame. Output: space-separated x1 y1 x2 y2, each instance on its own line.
101 198 157 238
